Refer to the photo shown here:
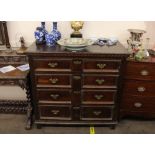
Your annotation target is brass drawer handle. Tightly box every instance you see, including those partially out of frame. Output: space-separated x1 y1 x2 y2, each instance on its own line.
137 86 146 92
49 78 58 84
97 63 106 69
73 60 82 65
134 102 142 108
73 76 81 80
140 70 149 76
94 95 103 100
93 111 102 116
50 94 60 99
48 62 58 68
96 79 105 85
51 110 60 115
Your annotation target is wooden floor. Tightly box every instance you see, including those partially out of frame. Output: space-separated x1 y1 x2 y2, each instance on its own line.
0 114 155 134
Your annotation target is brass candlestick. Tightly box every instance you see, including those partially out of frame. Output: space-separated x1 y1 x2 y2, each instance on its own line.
70 21 84 38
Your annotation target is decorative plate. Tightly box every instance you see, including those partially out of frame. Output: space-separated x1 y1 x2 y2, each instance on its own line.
57 38 94 51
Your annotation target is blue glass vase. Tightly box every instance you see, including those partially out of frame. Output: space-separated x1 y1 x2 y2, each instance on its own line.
34 22 48 44
45 22 61 47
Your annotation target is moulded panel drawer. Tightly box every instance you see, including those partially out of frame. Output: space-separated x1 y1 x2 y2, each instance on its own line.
83 59 121 73
35 74 72 88
82 90 116 104
38 105 72 120
81 106 114 120
83 74 118 89
33 58 72 72
37 89 72 104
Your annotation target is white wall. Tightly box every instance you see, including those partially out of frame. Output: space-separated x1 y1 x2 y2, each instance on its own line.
7 21 155 48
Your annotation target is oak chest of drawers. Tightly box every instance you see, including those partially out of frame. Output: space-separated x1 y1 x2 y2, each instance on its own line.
120 57 155 118
26 42 129 128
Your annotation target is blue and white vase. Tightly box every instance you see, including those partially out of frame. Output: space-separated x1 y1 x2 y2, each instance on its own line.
34 22 48 44
45 22 61 47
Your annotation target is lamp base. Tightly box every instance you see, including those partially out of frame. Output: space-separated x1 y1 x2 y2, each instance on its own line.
70 33 82 38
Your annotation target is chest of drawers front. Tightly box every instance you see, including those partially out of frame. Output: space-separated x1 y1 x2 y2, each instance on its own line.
120 59 155 118
28 55 123 128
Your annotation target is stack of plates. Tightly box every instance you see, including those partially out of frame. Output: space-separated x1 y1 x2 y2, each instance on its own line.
57 38 94 51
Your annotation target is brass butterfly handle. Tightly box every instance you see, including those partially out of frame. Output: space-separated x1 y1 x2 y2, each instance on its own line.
93 111 102 116
96 79 105 85
97 63 106 69
48 62 58 68
51 110 60 115
94 94 103 100
137 86 146 92
73 60 82 64
50 94 60 100
49 78 58 84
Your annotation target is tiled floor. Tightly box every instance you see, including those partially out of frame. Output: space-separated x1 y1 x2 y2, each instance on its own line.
0 114 155 134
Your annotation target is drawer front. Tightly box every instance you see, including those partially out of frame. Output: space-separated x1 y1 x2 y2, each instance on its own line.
82 90 116 104
83 59 121 73
33 58 71 71
121 95 155 112
81 106 114 120
125 61 155 79
83 74 118 89
123 80 155 96
37 89 71 104
35 74 71 88
38 105 72 120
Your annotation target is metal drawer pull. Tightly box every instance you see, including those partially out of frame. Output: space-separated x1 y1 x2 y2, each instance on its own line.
137 86 146 92
140 70 149 76
51 110 60 115
48 62 58 68
73 76 81 80
134 102 142 108
94 95 103 100
50 94 59 99
73 60 82 64
49 78 58 84
93 111 102 116
96 79 105 85
97 63 106 69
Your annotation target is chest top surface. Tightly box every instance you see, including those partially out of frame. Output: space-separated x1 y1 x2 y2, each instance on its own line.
25 42 130 57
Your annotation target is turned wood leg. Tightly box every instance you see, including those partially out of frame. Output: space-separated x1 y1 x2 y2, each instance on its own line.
25 74 33 130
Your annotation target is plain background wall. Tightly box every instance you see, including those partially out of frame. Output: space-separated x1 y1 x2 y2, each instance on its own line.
7 21 155 48
2 21 155 100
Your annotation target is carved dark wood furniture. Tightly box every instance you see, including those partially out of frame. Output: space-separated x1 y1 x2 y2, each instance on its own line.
0 50 32 129
0 21 10 48
120 56 155 119
26 42 129 129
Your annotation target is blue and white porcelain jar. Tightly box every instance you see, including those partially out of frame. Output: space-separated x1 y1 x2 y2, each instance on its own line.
45 22 61 47
34 22 48 44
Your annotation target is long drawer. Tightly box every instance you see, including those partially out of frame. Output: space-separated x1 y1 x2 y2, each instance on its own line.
123 79 155 96
81 106 114 120
82 90 116 104
37 89 72 104
82 74 118 89
35 74 72 88
38 105 72 120
121 95 155 112
125 61 155 80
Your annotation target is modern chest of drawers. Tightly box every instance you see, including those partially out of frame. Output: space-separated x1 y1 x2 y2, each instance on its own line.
120 57 155 118
26 42 129 128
